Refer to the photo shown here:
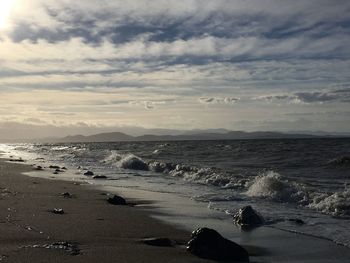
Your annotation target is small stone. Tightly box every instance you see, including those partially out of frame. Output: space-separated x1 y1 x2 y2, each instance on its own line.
84 171 94 176
92 175 107 179
61 192 72 198
9 158 25 162
49 165 60 169
52 208 64 214
107 195 127 205
288 218 305 225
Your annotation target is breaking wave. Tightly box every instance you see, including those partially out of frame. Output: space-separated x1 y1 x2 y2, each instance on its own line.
246 171 350 217
245 171 305 203
103 151 350 218
103 151 149 171
148 161 247 188
308 187 350 217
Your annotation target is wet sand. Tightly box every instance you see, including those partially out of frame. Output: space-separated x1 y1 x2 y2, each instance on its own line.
1 158 350 263
0 159 212 263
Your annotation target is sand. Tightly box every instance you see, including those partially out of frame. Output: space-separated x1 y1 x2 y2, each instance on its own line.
1 158 350 263
0 159 212 263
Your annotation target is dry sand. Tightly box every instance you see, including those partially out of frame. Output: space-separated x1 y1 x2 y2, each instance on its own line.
0 159 212 263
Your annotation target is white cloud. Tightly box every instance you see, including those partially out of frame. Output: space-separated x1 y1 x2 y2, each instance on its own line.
0 0 349 136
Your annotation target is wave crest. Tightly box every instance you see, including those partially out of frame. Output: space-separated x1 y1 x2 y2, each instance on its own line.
104 152 149 171
246 171 304 202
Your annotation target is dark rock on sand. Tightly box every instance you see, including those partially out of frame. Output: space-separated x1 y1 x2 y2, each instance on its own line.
61 167 67 170
9 158 25 162
288 218 305 225
93 175 107 179
52 208 65 214
84 171 94 176
107 195 127 205
141 237 174 247
49 165 60 169
61 192 73 198
35 166 43 170
55 169 64 173
233 205 264 228
187 227 249 262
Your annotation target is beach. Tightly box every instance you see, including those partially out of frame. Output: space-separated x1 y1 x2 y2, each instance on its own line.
0 159 212 262
1 155 350 263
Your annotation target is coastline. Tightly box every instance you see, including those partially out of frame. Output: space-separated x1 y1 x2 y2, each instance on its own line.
0 159 212 262
1 157 350 262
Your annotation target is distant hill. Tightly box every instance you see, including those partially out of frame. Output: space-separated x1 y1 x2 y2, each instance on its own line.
48 130 320 143
61 132 133 142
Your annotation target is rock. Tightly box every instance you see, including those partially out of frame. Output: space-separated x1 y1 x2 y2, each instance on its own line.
83 171 94 176
61 192 72 198
9 158 25 162
61 167 67 170
107 195 127 205
53 171 59 175
233 206 264 228
35 166 43 170
288 218 305 225
141 237 174 247
52 208 64 214
55 169 63 173
187 228 249 262
92 175 107 179
49 165 60 169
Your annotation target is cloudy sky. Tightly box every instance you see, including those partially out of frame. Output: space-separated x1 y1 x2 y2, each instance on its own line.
0 0 349 139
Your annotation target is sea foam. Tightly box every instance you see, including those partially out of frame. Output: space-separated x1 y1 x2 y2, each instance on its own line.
246 171 304 203
104 151 149 171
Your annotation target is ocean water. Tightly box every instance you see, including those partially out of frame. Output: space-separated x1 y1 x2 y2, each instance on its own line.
1 138 350 247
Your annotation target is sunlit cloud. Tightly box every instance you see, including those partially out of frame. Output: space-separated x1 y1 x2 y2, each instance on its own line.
0 0 349 139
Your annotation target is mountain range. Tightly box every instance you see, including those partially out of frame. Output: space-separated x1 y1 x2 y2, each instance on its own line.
48 130 323 143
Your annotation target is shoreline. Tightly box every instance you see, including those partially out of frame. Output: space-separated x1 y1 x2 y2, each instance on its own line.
1 158 350 262
0 159 213 262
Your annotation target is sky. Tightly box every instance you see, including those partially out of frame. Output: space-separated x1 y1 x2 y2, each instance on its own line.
0 0 349 139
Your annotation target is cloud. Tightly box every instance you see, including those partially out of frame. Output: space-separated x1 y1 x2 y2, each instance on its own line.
0 0 349 135
256 89 350 104
199 97 239 104
129 99 175 110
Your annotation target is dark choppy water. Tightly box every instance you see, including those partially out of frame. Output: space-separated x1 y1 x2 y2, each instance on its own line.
1 138 350 246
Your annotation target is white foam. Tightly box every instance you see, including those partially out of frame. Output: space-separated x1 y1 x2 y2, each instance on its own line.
104 151 149 171
246 171 304 202
309 187 350 216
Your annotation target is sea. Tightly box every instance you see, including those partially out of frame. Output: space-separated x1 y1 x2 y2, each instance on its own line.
0 138 349 247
